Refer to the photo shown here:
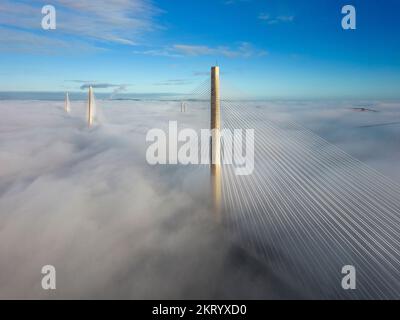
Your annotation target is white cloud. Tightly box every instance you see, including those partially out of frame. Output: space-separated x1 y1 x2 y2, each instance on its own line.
258 13 295 24
277 15 295 22
132 48 183 58
1 99 400 299
0 27 105 54
0 0 161 52
173 42 268 58
258 13 270 21
154 79 192 86
0 99 280 299
134 42 268 58
223 0 251 5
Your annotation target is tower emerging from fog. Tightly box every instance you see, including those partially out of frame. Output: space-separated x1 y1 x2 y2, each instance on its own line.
64 92 70 113
181 101 187 113
211 66 221 220
87 86 95 127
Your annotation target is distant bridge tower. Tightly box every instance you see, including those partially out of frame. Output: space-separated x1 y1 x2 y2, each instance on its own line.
181 101 187 113
87 86 95 127
211 66 222 220
64 92 71 113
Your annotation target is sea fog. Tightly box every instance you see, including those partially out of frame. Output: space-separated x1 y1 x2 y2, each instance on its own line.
0 98 399 299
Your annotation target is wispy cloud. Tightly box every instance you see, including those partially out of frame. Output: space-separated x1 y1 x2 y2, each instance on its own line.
0 27 104 54
132 49 183 58
223 0 251 5
65 80 130 92
258 13 295 25
174 42 267 58
193 71 210 76
258 13 270 21
79 83 127 90
0 0 161 52
154 79 192 86
134 42 267 58
277 15 295 22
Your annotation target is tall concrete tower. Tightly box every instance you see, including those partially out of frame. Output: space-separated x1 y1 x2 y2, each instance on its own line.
211 66 222 220
87 86 94 127
181 101 186 113
64 92 70 113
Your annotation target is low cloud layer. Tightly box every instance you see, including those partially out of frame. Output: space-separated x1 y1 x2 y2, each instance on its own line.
0 100 282 299
0 99 399 299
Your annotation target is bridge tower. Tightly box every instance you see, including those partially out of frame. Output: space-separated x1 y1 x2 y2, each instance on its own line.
64 92 70 113
211 66 222 220
87 86 94 127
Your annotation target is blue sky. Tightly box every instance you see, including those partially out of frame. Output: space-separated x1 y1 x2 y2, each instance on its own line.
0 0 399 99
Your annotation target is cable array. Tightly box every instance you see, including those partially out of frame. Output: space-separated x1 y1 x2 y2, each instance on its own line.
178 78 400 298
221 100 400 299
